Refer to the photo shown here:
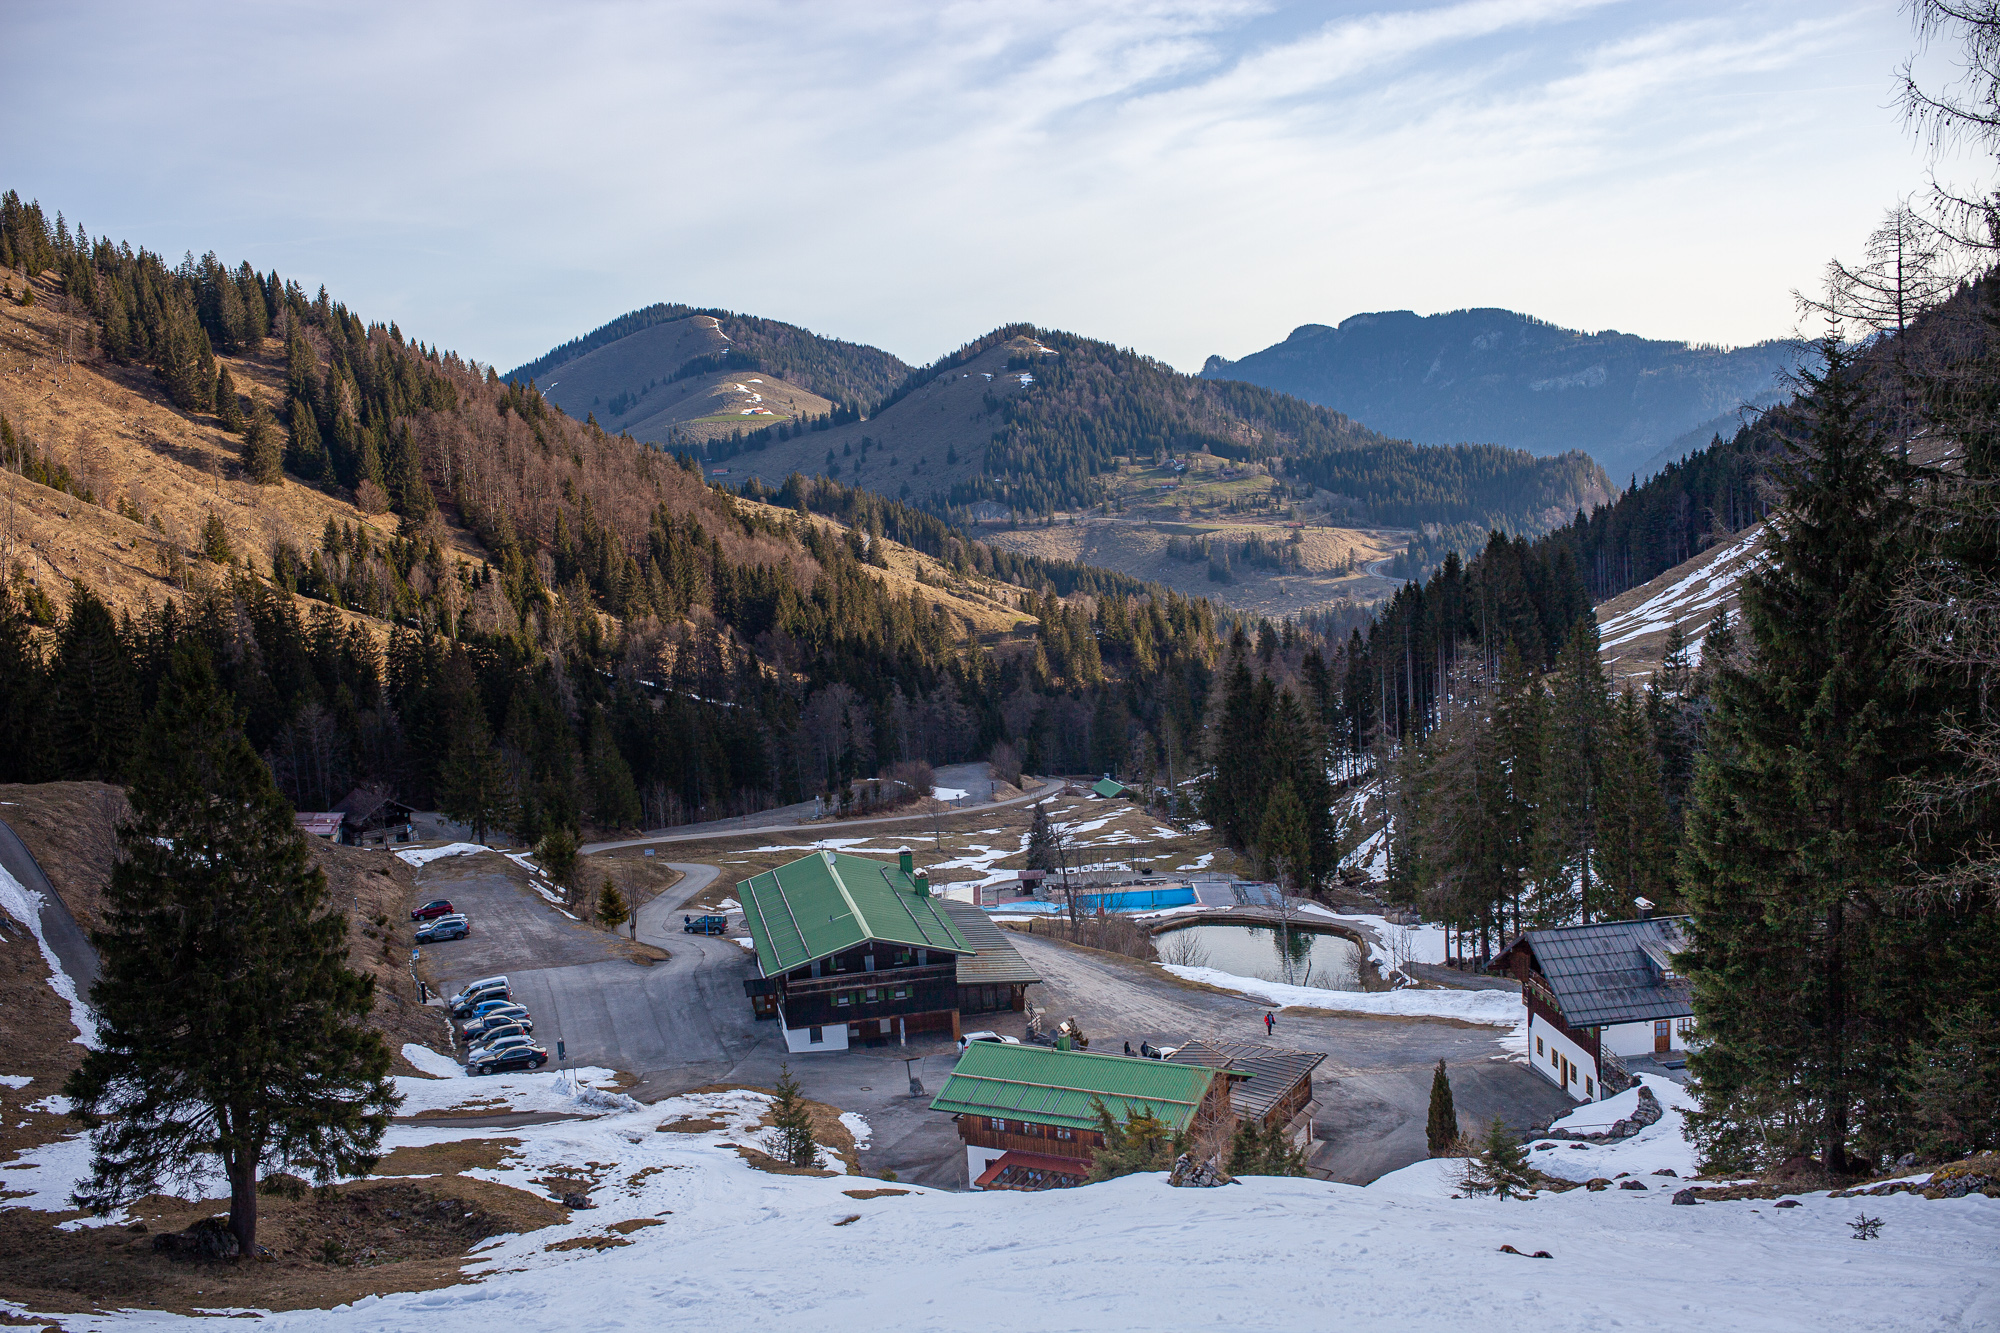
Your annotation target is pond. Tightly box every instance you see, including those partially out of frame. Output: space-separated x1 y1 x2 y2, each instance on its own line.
1155 922 1362 991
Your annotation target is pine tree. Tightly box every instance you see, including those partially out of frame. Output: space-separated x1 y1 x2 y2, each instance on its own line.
0 582 53 783
1256 780 1309 891
1226 1117 1307 1176
1024 800 1058 872
201 513 233 564
1426 1059 1459 1156
595 877 630 929
51 584 139 781
64 646 396 1256
1597 688 1672 914
240 402 283 484
1533 618 1609 923
536 826 581 903
585 712 641 830
286 397 326 483
439 704 516 845
215 365 244 432
769 1064 820 1168
1682 335 1950 1174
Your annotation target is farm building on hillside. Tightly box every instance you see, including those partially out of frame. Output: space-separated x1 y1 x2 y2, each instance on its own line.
1091 777 1129 799
1166 1040 1324 1147
1491 908 1695 1102
738 848 988 1052
930 1043 1235 1190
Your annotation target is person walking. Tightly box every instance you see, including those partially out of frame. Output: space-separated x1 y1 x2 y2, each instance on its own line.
1263 1011 1275 1037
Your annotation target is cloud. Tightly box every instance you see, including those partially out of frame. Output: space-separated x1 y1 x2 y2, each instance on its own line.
4 0 1948 374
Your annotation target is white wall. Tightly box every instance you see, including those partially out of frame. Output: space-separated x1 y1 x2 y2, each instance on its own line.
782 1021 849 1054
966 1144 1006 1186
1602 1017 1691 1058
1527 1013 1600 1102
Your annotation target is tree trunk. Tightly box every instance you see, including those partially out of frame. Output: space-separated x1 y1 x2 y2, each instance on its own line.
228 1154 259 1256
1823 898 1848 1173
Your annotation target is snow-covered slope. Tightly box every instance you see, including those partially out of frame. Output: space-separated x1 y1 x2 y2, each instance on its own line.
4 1071 1994 1332
1595 524 1766 683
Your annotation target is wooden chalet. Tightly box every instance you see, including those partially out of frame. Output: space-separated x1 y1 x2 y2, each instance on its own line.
1166 1039 1324 1148
929 1043 1235 1189
738 848 986 1052
1492 911 1695 1102
332 787 417 847
936 898 1040 1015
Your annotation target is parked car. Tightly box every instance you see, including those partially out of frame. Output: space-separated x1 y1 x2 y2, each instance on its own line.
450 977 510 1017
469 1042 548 1076
465 996 522 1022
465 1021 527 1052
416 916 469 943
411 899 456 921
464 1024 536 1056
462 1004 532 1038
683 914 730 935
961 1031 1020 1046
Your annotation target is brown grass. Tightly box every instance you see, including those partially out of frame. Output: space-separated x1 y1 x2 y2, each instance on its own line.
841 1188 910 1200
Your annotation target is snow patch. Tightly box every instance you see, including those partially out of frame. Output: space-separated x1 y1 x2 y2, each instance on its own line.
1161 964 1525 1039
0 1075 32 1090
396 842 490 868
0 862 97 1048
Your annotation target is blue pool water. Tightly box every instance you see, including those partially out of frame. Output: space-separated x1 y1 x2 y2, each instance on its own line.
1070 887 1197 912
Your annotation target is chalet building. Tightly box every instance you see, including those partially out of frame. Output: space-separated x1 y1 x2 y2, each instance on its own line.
1492 911 1695 1102
293 812 344 841
930 1043 1235 1189
1166 1039 1325 1148
739 848 1039 1053
332 788 417 847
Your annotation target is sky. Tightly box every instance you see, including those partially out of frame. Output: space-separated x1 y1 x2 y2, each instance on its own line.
5 0 1976 374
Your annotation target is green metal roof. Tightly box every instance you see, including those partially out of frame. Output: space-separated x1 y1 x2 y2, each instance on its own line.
1092 777 1128 798
930 1043 1216 1133
739 850 972 976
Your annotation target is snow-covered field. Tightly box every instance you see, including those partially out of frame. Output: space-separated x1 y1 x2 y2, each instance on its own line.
4 1070 1992 1332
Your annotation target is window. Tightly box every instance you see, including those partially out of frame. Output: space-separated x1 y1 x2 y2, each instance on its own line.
1551 1049 1560 1068
894 950 914 966
1055 1128 1073 1141
990 1117 1006 1131
1565 1060 1574 1084
834 992 852 1007
1536 1037 1544 1056
864 988 879 1004
892 986 909 1000
1585 1077 1594 1097
808 1026 823 1044
1676 1017 1697 1038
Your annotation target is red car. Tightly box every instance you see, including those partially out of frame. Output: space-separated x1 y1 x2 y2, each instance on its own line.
411 899 456 921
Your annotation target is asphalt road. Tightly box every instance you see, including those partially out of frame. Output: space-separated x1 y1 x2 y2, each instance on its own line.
411 852 1571 1190
0 816 98 1000
580 764 1049 855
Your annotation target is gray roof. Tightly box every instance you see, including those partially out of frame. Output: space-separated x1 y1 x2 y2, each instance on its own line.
1166 1039 1325 1123
1515 916 1692 1028
938 899 1042 988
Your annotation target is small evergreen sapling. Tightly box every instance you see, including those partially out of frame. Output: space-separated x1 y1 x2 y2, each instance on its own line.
770 1064 820 1168
1427 1059 1459 1157
596 877 630 929
1458 1117 1536 1199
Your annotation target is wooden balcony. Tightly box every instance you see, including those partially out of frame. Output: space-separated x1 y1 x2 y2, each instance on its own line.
782 962 957 996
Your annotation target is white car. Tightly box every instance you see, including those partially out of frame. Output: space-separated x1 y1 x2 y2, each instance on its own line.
961 1031 1020 1046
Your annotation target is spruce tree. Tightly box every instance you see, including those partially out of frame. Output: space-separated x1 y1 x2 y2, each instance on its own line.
240 402 282 484
536 826 581 902
1533 618 1609 923
64 646 396 1256
1024 800 1058 872
596 877 630 930
439 702 516 845
201 512 233 564
1256 780 1309 891
1596 688 1672 914
1086 1100 1179 1181
1458 1116 1534 1198
769 1064 820 1168
1426 1058 1459 1156
51 583 139 781
0 582 53 783
1681 336 1949 1174
286 396 326 482
214 364 243 432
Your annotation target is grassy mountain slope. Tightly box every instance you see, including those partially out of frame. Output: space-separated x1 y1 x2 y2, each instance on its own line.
507 304 907 432
1204 308 1798 481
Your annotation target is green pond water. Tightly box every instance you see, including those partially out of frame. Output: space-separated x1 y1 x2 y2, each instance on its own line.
1156 922 1362 990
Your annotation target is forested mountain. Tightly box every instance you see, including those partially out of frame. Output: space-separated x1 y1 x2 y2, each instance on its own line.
692 323 1616 537
0 191 1225 837
1202 309 1799 481
504 303 908 447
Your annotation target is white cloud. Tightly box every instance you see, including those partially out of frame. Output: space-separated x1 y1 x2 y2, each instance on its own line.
4 0 1964 375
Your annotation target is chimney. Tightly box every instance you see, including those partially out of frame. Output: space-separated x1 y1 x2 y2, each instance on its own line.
897 846 914 875
1635 896 1654 920
914 870 930 897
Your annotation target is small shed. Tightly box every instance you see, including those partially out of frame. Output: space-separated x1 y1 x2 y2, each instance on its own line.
1091 777 1129 799
294 812 343 841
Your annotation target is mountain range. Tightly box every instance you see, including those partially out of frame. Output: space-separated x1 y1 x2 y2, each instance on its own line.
1201 308 1800 481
